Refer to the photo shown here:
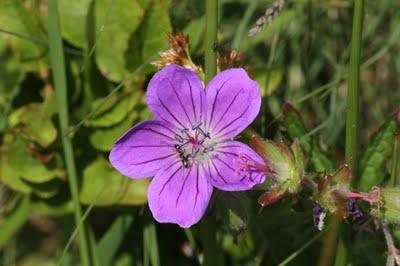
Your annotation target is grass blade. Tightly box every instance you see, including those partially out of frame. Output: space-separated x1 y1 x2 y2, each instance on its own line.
232 0 259 51
389 133 399 187
143 222 160 266
277 231 324 266
98 214 135 266
319 1 365 265
47 1 92 265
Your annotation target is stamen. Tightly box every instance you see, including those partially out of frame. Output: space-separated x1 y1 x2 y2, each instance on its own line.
234 153 272 177
174 133 184 142
203 146 214 153
173 122 214 166
192 122 210 139
191 122 202 130
175 141 191 151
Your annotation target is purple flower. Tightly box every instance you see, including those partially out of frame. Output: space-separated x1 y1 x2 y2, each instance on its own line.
346 198 363 219
313 204 327 231
109 64 265 227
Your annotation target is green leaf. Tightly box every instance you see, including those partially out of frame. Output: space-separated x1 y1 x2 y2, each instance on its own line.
90 94 120 118
0 154 32 193
80 157 149 206
9 101 57 147
126 0 171 73
31 195 74 217
0 196 30 249
59 0 92 48
98 214 134 266
114 253 134 266
282 103 335 173
89 114 136 151
183 17 205 54
87 93 137 127
0 0 47 71
0 42 23 110
95 0 144 81
358 120 396 191
27 179 63 199
255 67 283 97
282 104 311 150
6 135 57 183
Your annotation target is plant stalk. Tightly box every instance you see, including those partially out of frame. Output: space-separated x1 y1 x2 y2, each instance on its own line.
200 1 219 265
205 0 218 83
319 1 364 265
346 0 364 175
389 133 399 187
47 1 91 265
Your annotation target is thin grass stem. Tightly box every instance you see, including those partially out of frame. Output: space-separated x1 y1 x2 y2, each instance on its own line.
204 0 218 83
47 1 92 265
389 133 399 187
277 231 324 266
0 28 83 56
200 1 219 265
232 0 259 51
320 1 364 266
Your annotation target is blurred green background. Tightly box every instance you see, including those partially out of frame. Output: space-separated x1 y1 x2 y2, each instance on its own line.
0 0 399 265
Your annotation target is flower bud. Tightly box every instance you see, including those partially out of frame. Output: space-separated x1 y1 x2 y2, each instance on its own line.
313 165 353 215
250 135 305 206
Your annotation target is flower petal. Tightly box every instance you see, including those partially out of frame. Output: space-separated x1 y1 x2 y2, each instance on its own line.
109 120 178 178
147 64 206 129
148 160 213 228
205 68 261 140
206 141 265 191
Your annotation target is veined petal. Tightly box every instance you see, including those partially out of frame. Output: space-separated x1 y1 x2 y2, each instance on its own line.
205 68 261 140
146 64 206 129
109 120 178 178
148 160 213 228
206 141 265 191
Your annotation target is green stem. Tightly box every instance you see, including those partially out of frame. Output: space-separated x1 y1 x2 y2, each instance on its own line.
346 0 364 175
200 218 218 266
319 2 364 266
205 0 218 83
201 1 218 265
389 133 399 187
335 1 364 265
47 1 91 265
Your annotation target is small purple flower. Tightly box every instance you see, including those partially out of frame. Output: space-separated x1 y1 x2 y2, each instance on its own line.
313 204 327 231
346 198 363 219
109 64 265 227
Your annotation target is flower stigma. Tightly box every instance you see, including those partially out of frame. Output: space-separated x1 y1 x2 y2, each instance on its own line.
174 122 216 167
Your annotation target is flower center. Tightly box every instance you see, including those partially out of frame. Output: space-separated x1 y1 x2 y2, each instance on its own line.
174 123 215 167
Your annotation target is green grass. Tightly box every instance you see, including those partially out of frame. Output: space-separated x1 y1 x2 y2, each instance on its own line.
47 1 92 265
